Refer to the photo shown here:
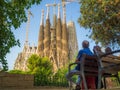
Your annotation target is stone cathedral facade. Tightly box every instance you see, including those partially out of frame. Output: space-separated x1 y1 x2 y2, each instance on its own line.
14 4 78 72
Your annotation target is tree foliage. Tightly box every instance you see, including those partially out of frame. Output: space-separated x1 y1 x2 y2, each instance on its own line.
27 54 53 76
78 0 120 47
54 65 69 86
27 54 53 85
8 69 29 74
55 66 68 78
0 0 42 71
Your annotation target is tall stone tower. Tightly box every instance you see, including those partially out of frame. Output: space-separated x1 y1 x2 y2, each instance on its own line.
37 9 44 57
61 3 68 67
67 21 78 60
49 4 57 72
56 4 62 69
44 6 51 57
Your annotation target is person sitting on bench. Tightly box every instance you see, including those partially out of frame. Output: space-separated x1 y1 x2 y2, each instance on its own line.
66 40 95 89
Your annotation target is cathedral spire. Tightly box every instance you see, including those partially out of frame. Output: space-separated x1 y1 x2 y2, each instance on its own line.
67 21 78 60
61 2 68 66
37 9 44 56
44 5 51 57
56 3 62 69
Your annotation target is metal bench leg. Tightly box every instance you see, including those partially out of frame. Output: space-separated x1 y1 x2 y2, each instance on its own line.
98 70 102 89
68 77 75 90
82 73 88 90
69 81 72 90
103 77 106 89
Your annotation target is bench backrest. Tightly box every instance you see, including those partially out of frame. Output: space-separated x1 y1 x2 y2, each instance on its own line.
93 47 120 74
82 48 120 76
80 54 98 76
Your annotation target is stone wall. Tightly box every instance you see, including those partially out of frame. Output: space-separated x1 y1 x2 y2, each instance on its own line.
0 72 34 88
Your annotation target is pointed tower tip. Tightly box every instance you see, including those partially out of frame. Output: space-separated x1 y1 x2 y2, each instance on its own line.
46 5 50 20
57 3 61 19
62 3 66 24
40 9 44 25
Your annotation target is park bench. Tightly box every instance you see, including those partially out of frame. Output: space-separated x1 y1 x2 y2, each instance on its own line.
96 49 120 89
68 49 120 90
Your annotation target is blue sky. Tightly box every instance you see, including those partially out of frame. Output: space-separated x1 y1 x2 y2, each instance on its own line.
6 0 95 70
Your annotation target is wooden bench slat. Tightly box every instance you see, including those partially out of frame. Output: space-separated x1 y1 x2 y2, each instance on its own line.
84 69 98 74
102 57 120 64
85 72 98 76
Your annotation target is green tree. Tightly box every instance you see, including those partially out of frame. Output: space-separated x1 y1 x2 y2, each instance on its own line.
78 0 120 47
27 54 53 85
0 0 42 71
27 54 53 75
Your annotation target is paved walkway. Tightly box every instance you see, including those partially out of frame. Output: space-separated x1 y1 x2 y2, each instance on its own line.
1 88 68 90
1 86 120 90
0 87 68 90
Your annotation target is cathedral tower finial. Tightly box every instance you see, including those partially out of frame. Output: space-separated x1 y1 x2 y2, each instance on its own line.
46 4 50 19
62 2 66 24
40 9 44 25
53 3 57 28
57 4 60 19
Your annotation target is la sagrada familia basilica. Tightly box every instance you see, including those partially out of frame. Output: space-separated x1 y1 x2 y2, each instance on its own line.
14 2 78 72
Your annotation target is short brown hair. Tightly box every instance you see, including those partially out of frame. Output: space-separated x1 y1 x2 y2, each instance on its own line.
82 40 89 48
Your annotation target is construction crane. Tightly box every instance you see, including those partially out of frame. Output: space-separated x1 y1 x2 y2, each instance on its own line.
62 0 80 5
61 0 80 21
62 0 80 3
45 0 79 7
61 0 80 9
25 10 33 46
45 0 79 23
46 3 57 7
61 0 80 6
46 3 57 15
